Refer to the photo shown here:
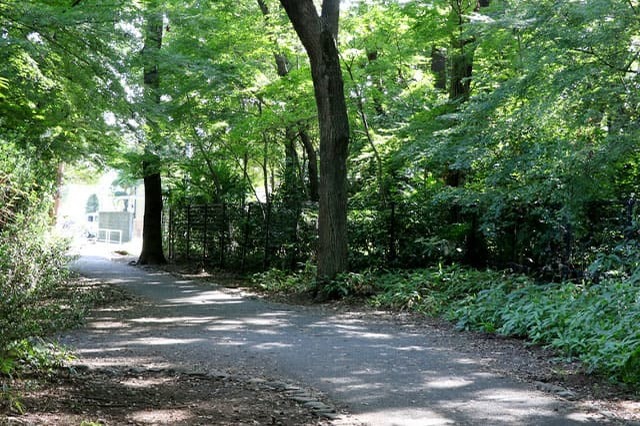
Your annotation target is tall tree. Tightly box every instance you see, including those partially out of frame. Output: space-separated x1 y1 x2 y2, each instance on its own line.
279 0 350 286
138 1 167 265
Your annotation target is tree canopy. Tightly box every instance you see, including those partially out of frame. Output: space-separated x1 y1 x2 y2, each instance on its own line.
2 0 639 280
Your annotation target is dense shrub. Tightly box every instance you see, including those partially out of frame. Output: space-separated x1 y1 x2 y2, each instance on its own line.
361 265 505 315
251 261 317 294
0 216 81 377
453 277 640 383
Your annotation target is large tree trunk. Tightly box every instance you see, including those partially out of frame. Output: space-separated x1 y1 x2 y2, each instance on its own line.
279 0 350 285
138 2 166 265
138 163 166 264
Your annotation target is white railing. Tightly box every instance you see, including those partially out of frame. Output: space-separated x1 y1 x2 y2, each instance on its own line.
97 228 122 245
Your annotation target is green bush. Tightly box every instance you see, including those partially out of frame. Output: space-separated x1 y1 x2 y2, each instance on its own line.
252 261 317 294
366 265 508 316
453 277 640 384
0 216 81 376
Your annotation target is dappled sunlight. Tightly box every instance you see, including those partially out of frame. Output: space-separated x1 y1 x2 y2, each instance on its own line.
253 342 293 350
174 280 197 285
166 290 243 305
77 347 127 354
253 329 280 335
129 316 220 325
71 357 160 369
396 345 428 352
259 311 294 317
132 337 205 346
565 412 599 422
337 329 393 340
358 409 456 426
120 376 175 389
216 340 248 347
453 357 482 365
424 377 474 389
88 320 131 329
129 408 193 424
474 387 552 404
207 323 246 332
243 317 287 327
432 387 566 424
109 278 136 284
352 368 385 376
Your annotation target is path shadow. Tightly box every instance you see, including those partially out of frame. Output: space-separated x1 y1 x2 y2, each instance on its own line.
64 255 604 426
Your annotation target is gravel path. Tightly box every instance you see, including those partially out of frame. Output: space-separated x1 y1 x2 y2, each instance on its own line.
63 252 612 425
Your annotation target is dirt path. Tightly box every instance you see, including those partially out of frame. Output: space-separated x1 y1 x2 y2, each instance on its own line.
34 250 634 426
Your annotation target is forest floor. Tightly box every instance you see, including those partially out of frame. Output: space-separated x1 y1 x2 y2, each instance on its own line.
2 248 640 425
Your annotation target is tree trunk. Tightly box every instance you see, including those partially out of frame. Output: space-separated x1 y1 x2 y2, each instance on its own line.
283 128 300 202
279 0 350 284
448 0 490 264
138 2 166 265
257 0 317 204
431 46 447 90
448 0 490 101
138 163 166 264
450 51 473 101
298 128 319 202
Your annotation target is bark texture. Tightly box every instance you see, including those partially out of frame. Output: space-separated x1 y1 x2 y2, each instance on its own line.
139 164 166 265
298 128 319 202
138 4 166 265
279 0 350 283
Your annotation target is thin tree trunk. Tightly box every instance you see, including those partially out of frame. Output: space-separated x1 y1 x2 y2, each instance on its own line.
257 0 314 205
344 60 385 203
431 46 447 90
298 128 319 202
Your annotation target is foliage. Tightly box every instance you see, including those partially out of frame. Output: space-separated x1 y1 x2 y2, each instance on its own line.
453 244 640 384
0 218 80 364
85 194 99 214
252 261 317 295
0 142 84 390
453 278 640 383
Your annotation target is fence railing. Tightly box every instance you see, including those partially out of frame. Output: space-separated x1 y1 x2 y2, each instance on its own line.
97 228 122 244
163 198 640 275
163 202 318 272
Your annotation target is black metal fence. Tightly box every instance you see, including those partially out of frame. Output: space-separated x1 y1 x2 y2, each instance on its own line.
163 197 640 276
163 202 318 272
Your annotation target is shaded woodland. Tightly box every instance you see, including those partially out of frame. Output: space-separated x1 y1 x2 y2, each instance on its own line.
2 0 640 388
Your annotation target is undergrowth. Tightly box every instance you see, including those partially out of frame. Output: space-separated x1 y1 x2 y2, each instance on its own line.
0 217 85 413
